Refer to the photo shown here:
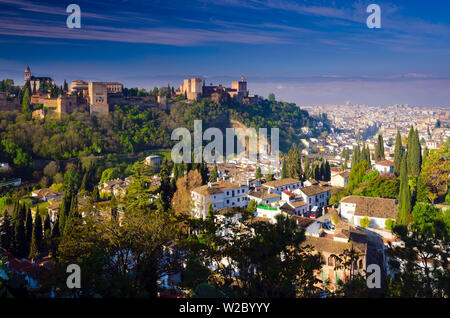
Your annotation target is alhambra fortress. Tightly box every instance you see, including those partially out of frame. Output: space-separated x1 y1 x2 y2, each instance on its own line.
0 67 260 118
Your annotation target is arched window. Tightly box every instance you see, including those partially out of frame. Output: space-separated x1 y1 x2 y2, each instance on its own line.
359 259 363 269
328 256 334 267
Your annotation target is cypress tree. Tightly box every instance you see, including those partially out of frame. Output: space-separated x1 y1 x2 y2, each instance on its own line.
209 164 218 182
281 157 287 179
110 194 118 220
393 130 403 176
304 156 310 180
199 161 209 185
398 154 411 225
324 161 331 182
374 134 384 161
25 207 33 251
28 223 39 259
34 209 43 247
351 145 361 168
407 125 415 174
14 215 26 258
43 213 51 249
0 210 13 251
91 186 100 202
422 147 429 164
159 157 173 211
255 167 262 179
22 87 31 118
416 176 429 203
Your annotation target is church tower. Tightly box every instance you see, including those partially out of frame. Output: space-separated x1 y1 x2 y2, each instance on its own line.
24 65 31 84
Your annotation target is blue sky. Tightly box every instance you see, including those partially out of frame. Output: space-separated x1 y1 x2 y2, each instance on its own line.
1 0 450 106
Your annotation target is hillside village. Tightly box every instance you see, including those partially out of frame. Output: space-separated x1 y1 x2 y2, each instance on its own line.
0 66 449 298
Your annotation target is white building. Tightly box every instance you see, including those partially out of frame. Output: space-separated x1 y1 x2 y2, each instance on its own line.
373 160 394 174
191 181 250 219
261 178 302 194
296 185 332 211
247 188 280 205
145 155 162 168
330 171 350 188
339 196 398 229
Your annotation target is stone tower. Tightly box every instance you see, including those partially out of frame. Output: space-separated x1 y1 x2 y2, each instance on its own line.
24 65 31 83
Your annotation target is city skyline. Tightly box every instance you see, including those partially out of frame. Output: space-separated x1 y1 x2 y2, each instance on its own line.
1 0 450 107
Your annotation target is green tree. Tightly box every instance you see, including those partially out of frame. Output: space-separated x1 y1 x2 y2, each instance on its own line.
360 216 370 228
268 93 275 102
159 157 173 211
281 158 287 179
393 130 403 176
14 214 27 258
0 210 13 251
407 126 422 176
255 167 262 179
28 225 39 259
375 134 385 161
22 87 31 119
25 207 33 252
398 155 412 225
209 164 218 182
416 176 429 203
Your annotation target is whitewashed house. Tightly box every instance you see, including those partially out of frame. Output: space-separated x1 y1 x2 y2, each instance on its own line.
339 196 398 229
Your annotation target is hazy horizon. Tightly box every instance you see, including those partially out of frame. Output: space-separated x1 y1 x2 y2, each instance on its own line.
1 0 450 107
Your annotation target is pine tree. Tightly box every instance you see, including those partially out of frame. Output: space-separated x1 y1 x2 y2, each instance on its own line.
393 130 403 176
63 79 68 92
398 154 411 225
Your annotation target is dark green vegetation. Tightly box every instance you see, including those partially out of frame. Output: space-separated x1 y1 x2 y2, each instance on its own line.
0 96 325 180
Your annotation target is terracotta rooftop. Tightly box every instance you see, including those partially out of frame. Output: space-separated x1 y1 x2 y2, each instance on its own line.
248 189 280 200
192 181 244 196
262 178 301 188
299 185 331 197
303 235 367 255
375 160 394 167
290 216 316 228
340 195 398 219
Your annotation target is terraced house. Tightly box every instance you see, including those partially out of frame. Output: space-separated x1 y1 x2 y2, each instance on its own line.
191 181 250 219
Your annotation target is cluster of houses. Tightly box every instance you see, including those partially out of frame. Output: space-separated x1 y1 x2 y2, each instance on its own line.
189 162 400 291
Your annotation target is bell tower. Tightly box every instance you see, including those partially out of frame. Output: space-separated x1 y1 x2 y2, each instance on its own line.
24 65 31 83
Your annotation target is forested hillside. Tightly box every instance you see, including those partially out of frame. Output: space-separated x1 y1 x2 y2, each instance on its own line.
0 97 325 175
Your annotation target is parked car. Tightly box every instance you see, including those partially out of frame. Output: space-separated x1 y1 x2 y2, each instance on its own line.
323 220 335 230
310 206 319 219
